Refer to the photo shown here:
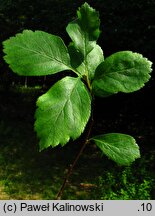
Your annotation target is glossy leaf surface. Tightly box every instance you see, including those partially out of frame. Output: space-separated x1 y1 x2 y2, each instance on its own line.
66 2 102 79
66 2 100 55
92 51 152 96
92 133 140 165
3 30 72 76
35 76 91 150
68 43 104 79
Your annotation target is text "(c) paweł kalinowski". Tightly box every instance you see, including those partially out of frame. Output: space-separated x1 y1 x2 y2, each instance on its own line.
20 202 104 212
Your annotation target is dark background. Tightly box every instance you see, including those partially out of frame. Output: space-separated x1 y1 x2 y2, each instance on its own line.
0 0 154 150
0 0 154 87
1 0 154 148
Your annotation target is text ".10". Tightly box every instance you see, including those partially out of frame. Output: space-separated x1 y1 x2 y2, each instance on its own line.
141 203 152 212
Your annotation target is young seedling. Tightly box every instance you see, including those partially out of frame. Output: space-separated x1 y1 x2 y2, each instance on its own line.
2 2 152 199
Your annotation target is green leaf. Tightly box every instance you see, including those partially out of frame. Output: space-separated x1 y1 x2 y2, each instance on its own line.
87 45 104 80
68 43 104 80
66 2 101 56
92 133 140 165
35 76 91 150
92 88 113 98
66 2 101 80
92 51 152 96
3 30 72 76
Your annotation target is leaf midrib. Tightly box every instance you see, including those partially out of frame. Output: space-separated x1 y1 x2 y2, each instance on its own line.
104 67 136 76
44 78 81 144
93 138 130 159
13 43 71 69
